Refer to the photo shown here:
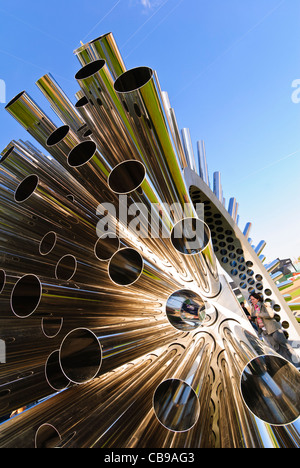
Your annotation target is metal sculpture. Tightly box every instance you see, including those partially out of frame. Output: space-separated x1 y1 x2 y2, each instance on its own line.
0 32 299 448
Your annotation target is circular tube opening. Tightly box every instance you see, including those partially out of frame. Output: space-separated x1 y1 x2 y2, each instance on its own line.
59 328 102 384
35 424 62 449
171 218 211 255
75 59 106 80
114 67 153 93
55 255 77 282
14 174 39 203
41 317 63 339
68 141 97 168
108 248 144 286
5 91 25 109
75 96 89 108
39 231 57 256
46 125 70 147
166 289 206 331
240 355 300 426
0 146 15 163
45 350 70 391
0 269 6 294
94 234 120 261
108 160 146 194
11 274 42 318
153 379 200 432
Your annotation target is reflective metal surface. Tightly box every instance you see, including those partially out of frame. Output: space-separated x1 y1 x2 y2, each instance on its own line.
0 31 299 449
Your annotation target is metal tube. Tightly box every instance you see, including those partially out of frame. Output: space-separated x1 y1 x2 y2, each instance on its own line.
74 32 126 80
36 73 85 131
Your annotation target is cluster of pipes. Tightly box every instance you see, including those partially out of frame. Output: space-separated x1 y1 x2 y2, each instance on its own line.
0 33 299 448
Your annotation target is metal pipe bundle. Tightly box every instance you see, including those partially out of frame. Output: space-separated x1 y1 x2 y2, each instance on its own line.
0 30 299 449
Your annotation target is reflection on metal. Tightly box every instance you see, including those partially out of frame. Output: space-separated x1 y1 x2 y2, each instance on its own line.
0 31 299 449
240 355 300 426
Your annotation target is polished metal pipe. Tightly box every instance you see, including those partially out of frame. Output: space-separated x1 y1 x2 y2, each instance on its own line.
153 333 214 432
14 174 98 241
114 67 193 212
74 32 126 80
5 91 56 144
9 273 161 319
181 128 196 172
36 73 85 131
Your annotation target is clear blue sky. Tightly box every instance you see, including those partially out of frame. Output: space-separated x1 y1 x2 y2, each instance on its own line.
0 0 299 263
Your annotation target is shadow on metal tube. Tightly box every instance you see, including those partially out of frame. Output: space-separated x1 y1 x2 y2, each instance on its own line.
59 328 102 385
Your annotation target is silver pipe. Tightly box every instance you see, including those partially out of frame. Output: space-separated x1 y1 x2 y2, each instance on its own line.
197 140 209 186
213 171 222 202
243 222 252 238
36 73 85 131
181 128 196 172
74 32 126 80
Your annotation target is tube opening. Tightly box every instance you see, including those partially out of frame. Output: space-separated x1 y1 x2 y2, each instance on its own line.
0 269 6 294
108 248 143 286
41 317 63 339
35 424 62 449
39 231 57 256
114 67 153 93
46 125 70 147
75 96 89 108
11 274 42 318
68 141 97 168
108 160 146 194
153 379 200 432
0 146 15 163
45 350 70 391
240 354 300 426
171 218 211 255
5 91 25 109
166 289 206 331
14 174 39 203
94 234 120 261
59 328 102 384
90 32 112 43
55 255 77 282
75 59 106 80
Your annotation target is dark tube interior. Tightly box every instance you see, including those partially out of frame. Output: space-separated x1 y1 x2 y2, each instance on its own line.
46 125 70 147
5 91 25 109
39 232 57 256
55 255 77 281
114 67 153 93
35 424 62 449
0 269 6 294
59 328 102 384
108 160 146 194
68 141 96 168
171 218 210 255
45 350 70 391
94 235 120 261
15 175 39 203
75 60 106 80
11 274 42 317
0 146 15 163
75 96 89 108
109 248 143 286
